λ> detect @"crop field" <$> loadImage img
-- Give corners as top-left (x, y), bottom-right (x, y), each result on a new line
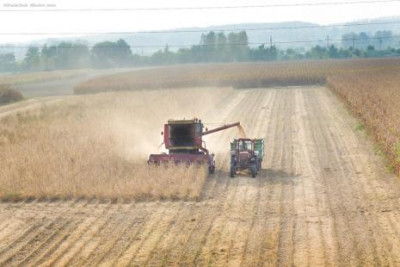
top-left (328, 68), bottom-right (400, 176)
top-left (74, 58), bottom-right (400, 94)
top-left (1, 59), bottom-right (400, 265)
top-left (0, 87), bottom-right (231, 200)
top-left (0, 69), bottom-right (89, 86)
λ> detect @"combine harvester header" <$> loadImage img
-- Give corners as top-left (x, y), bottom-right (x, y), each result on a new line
top-left (148, 118), bottom-right (240, 174)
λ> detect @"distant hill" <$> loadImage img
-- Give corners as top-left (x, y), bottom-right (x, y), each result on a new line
top-left (3, 16), bottom-right (400, 60)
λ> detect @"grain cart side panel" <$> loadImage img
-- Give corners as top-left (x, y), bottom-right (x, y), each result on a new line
top-left (254, 139), bottom-right (265, 160)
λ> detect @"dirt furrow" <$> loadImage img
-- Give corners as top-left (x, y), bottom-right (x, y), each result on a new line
top-left (19, 201), bottom-right (95, 266)
top-left (314, 89), bottom-right (381, 264)
top-left (318, 88), bottom-right (398, 265)
top-left (239, 89), bottom-right (276, 266)
top-left (1, 86), bottom-right (400, 265)
top-left (49, 202), bottom-right (118, 266)
top-left (0, 201), bottom-right (78, 265)
top-left (67, 203), bottom-right (138, 266)
top-left (227, 90), bottom-right (274, 266)
top-left (256, 90), bottom-right (285, 266)
top-left (197, 90), bottom-right (264, 266)
top-left (293, 88), bottom-right (336, 266)
top-left (112, 203), bottom-right (176, 266)
top-left (275, 90), bottom-right (296, 266)
top-left (306, 90), bottom-right (361, 266)
top-left (211, 90), bottom-right (266, 265)
top-left (93, 209), bottom-right (151, 266)
top-left (78, 203), bottom-right (140, 266)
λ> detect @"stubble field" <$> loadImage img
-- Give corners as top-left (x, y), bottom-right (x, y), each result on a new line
top-left (1, 84), bottom-right (400, 265)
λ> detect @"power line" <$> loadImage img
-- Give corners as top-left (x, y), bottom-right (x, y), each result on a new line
top-left (1, 20), bottom-right (400, 35)
top-left (0, 35), bottom-right (399, 49)
top-left (1, 0), bottom-right (400, 11)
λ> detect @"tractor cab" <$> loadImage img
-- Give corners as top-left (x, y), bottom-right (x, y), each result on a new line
top-left (230, 138), bottom-right (265, 178)
top-left (238, 139), bottom-right (252, 152)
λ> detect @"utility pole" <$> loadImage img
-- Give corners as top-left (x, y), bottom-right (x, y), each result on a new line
top-left (270, 35), bottom-right (273, 49)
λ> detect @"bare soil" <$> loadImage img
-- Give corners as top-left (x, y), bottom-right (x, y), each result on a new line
top-left (1, 86), bottom-right (400, 266)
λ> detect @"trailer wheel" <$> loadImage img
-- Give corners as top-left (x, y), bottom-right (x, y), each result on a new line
top-left (251, 164), bottom-right (257, 178)
top-left (230, 165), bottom-right (235, 178)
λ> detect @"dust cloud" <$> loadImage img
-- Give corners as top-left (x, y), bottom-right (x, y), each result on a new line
top-left (237, 125), bottom-right (247, 138)
top-left (0, 87), bottom-right (234, 200)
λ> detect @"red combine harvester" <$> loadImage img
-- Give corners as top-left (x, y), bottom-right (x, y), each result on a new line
top-left (148, 118), bottom-right (240, 174)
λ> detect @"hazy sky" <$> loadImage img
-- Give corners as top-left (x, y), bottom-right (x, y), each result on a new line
top-left (1, 0), bottom-right (400, 43)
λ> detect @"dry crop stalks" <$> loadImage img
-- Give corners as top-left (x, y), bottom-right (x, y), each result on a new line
top-left (0, 69), bottom-right (89, 86)
top-left (0, 85), bottom-right (23, 105)
top-left (74, 58), bottom-right (400, 94)
top-left (327, 67), bottom-right (400, 175)
top-left (0, 88), bottom-right (232, 200)
top-left (74, 57), bottom-right (400, 178)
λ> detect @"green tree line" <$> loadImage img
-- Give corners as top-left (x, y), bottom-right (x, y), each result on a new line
top-left (0, 30), bottom-right (400, 72)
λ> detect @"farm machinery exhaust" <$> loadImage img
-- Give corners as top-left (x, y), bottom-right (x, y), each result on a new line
top-left (148, 118), bottom-right (240, 174)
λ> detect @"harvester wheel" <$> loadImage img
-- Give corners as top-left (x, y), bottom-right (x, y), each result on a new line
top-left (230, 165), bottom-right (235, 178)
top-left (251, 164), bottom-right (257, 178)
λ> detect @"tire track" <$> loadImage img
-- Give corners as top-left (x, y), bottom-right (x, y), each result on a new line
top-left (256, 90), bottom-right (285, 266)
top-left (318, 88), bottom-right (396, 265)
top-left (305, 89), bottom-right (360, 266)
top-left (306, 88), bottom-right (381, 265)
top-left (199, 90), bottom-right (265, 266)
top-left (293, 88), bottom-right (337, 266)
top-left (223, 90), bottom-right (272, 266)
top-left (240, 89), bottom-right (276, 266)
top-left (231, 89), bottom-right (274, 266)
top-left (276, 89), bottom-right (296, 266)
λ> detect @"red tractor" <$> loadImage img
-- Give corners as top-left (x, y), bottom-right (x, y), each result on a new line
top-left (230, 138), bottom-right (265, 178)
top-left (148, 118), bottom-right (240, 174)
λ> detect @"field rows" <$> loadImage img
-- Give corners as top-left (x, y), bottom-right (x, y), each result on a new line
top-left (1, 86), bottom-right (400, 265)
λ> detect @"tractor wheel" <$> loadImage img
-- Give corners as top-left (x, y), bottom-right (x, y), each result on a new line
top-left (230, 165), bottom-right (235, 178)
top-left (251, 164), bottom-right (257, 178)
top-left (209, 165), bottom-right (215, 174)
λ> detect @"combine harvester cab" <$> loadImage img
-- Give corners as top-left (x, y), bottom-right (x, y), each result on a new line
top-left (230, 138), bottom-right (265, 178)
top-left (148, 118), bottom-right (240, 174)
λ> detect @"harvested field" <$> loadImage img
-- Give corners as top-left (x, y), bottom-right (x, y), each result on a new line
top-left (1, 86), bottom-right (400, 265)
